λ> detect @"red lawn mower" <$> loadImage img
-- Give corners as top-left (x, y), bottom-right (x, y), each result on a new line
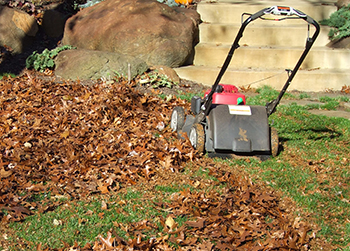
top-left (171, 6), bottom-right (320, 158)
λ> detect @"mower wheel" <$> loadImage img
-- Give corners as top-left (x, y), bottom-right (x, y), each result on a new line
top-left (270, 127), bottom-right (279, 157)
top-left (189, 123), bottom-right (205, 153)
top-left (170, 106), bottom-right (185, 132)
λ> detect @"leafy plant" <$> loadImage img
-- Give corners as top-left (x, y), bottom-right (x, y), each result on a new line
top-left (320, 4), bottom-right (350, 40)
top-left (26, 45), bottom-right (76, 72)
top-left (140, 71), bottom-right (178, 89)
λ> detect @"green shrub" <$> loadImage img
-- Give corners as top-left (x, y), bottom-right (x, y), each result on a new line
top-left (26, 45), bottom-right (76, 72)
top-left (320, 5), bottom-right (350, 40)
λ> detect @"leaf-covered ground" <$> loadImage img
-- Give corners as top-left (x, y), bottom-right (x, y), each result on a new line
top-left (0, 71), bottom-right (193, 213)
top-left (0, 72), bottom-right (335, 250)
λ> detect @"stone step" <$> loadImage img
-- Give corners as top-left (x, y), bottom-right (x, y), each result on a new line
top-left (198, 0), bottom-right (338, 24)
top-left (193, 44), bottom-right (350, 70)
top-left (176, 0), bottom-right (346, 91)
top-left (199, 23), bottom-right (331, 47)
top-left (175, 66), bottom-right (350, 92)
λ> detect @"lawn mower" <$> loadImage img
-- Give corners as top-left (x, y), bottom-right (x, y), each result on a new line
top-left (170, 6), bottom-right (320, 158)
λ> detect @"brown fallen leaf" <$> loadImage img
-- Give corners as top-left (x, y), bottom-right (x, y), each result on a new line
top-left (101, 201), bottom-right (108, 210)
top-left (0, 167), bottom-right (12, 178)
top-left (186, 218), bottom-right (206, 229)
top-left (165, 216), bottom-right (177, 231)
top-left (98, 185), bottom-right (109, 194)
top-left (60, 130), bottom-right (70, 138)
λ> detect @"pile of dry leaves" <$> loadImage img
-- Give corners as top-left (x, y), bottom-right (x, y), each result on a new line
top-left (0, 72), bottom-right (318, 250)
top-left (0, 72), bottom-right (193, 219)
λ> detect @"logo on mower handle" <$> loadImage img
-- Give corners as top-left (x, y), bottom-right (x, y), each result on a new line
top-left (264, 6), bottom-right (307, 18)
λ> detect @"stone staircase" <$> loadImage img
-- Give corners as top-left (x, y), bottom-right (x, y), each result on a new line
top-left (175, 0), bottom-right (350, 92)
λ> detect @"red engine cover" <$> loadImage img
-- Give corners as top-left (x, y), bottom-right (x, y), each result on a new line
top-left (205, 84), bottom-right (246, 105)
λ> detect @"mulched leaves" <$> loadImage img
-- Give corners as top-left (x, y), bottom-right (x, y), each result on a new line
top-left (0, 72), bottom-right (319, 250)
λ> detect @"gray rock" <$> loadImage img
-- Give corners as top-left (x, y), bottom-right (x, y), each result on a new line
top-left (54, 49), bottom-right (149, 80)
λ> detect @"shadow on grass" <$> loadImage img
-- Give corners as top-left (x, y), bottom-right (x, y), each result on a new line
top-left (279, 127), bottom-right (343, 143)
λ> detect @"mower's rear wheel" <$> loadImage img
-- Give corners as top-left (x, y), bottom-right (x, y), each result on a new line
top-left (270, 127), bottom-right (279, 157)
top-left (189, 123), bottom-right (205, 153)
top-left (170, 106), bottom-right (185, 132)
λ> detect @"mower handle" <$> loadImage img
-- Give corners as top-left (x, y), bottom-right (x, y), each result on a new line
top-left (201, 6), bottom-right (320, 118)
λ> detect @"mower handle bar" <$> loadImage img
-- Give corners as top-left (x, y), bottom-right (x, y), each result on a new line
top-left (201, 6), bottom-right (320, 118)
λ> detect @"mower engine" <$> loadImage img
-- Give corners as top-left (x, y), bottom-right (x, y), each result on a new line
top-left (191, 84), bottom-right (246, 115)
top-left (205, 84), bottom-right (246, 105)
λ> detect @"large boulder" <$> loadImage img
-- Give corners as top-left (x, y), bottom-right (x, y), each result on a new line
top-left (54, 49), bottom-right (149, 80)
top-left (0, 6), bottom-right (39, 53)
top-left (61, 0), bottom-right (200, 68)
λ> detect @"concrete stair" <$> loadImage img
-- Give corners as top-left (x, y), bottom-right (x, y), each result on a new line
top-left (175, 0), bottom-right (350, 92)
